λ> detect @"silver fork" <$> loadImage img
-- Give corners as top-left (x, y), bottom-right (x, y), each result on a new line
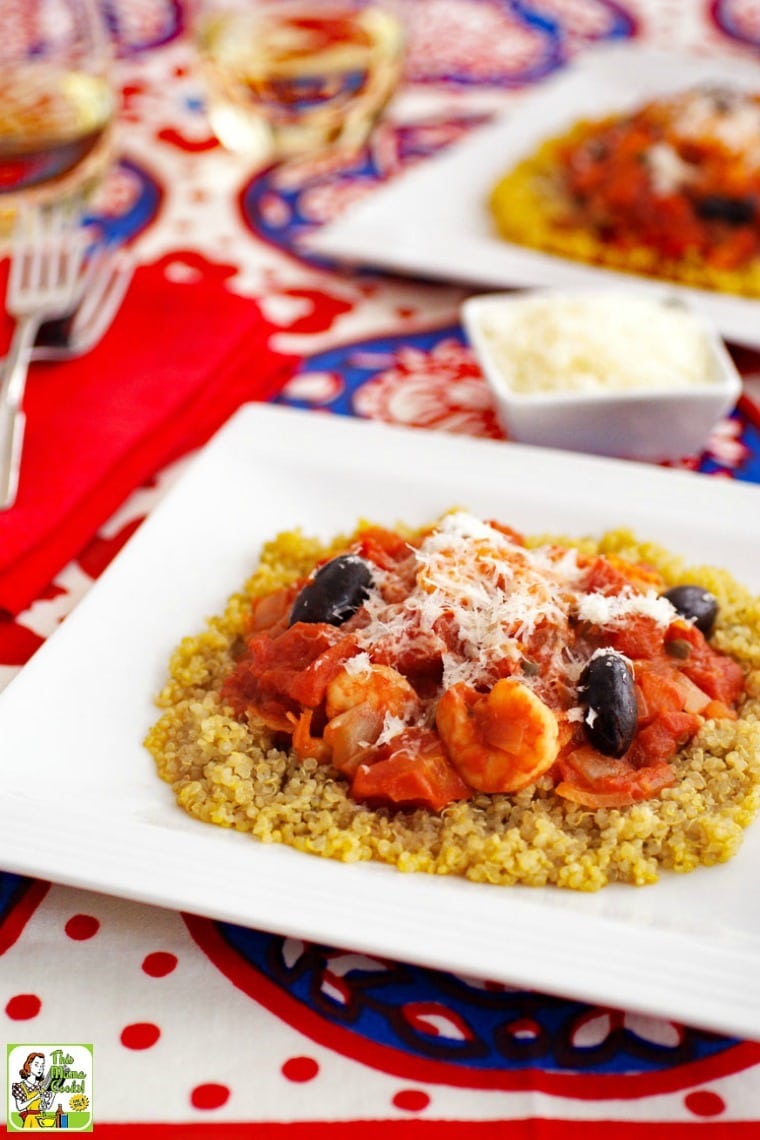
top-left (0, 205), bottom-right (89, 510)
top-left (30, 243), bottom-right (134, 363)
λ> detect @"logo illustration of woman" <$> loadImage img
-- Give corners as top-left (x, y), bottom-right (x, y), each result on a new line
top-left (11, 1053), bottom-right (54, 1129)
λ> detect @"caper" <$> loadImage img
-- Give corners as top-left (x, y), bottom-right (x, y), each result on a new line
top-left (662, 584), bottom-right (719, 636)
top-left (578, 650), bottom-right (638, 759)
top-left (665, 638), bottom-right (692, 660)
top-left (289, 554), bottom-right (373, 627)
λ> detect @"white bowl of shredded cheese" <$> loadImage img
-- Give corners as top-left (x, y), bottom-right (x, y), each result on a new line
top-left (461, 289), bottom-right (742, 461)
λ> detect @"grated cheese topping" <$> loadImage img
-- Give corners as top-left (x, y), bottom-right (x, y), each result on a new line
top-left (343, 651), bottom-right (372, 677)
top-left (374, 712), bottom-right (408, 747)
top-left (645, 142), bottom-right (695, 196)
top-left (672, 87), bottom-right (760, 155)
top-left (576, 588), bottom-right (676, 627)
top-left (354, 511), bottom-right (679, 699)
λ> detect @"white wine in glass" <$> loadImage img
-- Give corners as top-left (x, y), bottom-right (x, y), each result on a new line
top-left (194, 0), bottom-right (405, 166)
top-left (0, 0), bottom-right (115, 227)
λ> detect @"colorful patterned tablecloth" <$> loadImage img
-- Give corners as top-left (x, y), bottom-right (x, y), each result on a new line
top-left (3, 1), bottom-right (760, 1133)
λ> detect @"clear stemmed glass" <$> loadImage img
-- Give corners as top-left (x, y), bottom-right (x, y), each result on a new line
top-left (0, 0), bottom-right (116, 232)
top-left (192, 0), bottom-right (405, 168)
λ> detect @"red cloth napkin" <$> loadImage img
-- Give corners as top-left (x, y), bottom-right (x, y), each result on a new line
top-left (0, 250), bottom-right (298, 615)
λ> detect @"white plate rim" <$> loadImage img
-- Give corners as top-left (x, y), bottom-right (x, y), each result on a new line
top-left (3, 404), bottom-right (760, 1038)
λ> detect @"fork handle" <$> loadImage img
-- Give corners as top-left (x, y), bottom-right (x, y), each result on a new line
top-left (0, 404), bottom-right (26, 510)
top-left (0, 314), bottom-right (42, 510)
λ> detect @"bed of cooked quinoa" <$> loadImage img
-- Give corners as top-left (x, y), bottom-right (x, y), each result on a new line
top-left (144, 522), bottom-right (760, 891)
top-left (489, 131), bottom-right (760, 299)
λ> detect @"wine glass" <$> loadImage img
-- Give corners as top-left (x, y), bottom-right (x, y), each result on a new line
top-left (0, 0), bottom-right (116, 232)
top-left (192, 0), bottom-right (405, 168)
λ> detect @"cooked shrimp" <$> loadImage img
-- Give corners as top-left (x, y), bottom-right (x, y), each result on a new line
top-left (435, 678), bottom-right (559, 793)
top-left (321, 662), bottom-right (421, 776)
top-left (325, 662), bottom-right (420, 720)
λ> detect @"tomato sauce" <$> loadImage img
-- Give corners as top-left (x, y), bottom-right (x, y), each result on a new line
top-left (222, 514), bottom-right (747, 813)
top-left (556, 87), bottom-right (760, 272)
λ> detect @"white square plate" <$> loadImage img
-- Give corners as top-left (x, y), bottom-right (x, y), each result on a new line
top-left (306, 46), bottom-right (760, 350)
top-left (2, 405), bottom-right (760, 1038)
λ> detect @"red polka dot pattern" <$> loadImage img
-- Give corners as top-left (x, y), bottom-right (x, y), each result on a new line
top-left (120, 1022), bottom-right (161, 1050)
top-left (393, 1089), bottom-right (431, 1112)
top-left (685, 1090), bottom-right (726, 1117)
top-left (5, 993), bottom-right (41, 1020)
top-left (142, 951), bottom-right (178, 977)
top-left (65, 913), bottom-right (100, 941)
top-left (191, 1082), bottom-right (230, 1109)
top-left (282, 1056), bottom-right (319, 1083)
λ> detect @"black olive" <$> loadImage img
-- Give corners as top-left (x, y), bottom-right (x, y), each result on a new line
top-left (289, 554), bottom-right (373, 627)
top-left (662, 584), bottom-right (718, 636)
top-left (695, 195), bottom-right (755, 226)
top-left (578, 651), bottom-right (637, 759)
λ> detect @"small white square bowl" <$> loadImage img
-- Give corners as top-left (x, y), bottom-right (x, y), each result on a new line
top-left (461, 289), bottom-right (743, 462)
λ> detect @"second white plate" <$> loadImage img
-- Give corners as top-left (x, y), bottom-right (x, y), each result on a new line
top-left (307, 46), bottom-right (760, 350)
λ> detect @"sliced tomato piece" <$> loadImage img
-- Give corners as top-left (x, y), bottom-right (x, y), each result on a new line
top-left (682, 653), bottom-right (745, 706)
top-left (355, 526), bottom-right (413, 571)
top-left (664, 622), bottom-right (745, 705)
top-left (223, 622), bottom-right (353, 717)
top-left (555, 767), bottom-right (675, 808)
top-left (276, 635), bottom-right (357, 707)
top-left (629, 710), bottom-right (703, 767)
top-left (351, 728), bottom-right (471, 811)
top-left (582, 554), bottom-right (664, 597)
top-left (556, 744), bottom-right (676, 808)
top-left (247, 621), bottom-right (336, 673)
top-left (559, 744), bottom-right (626, 787)
top-left (606, 615), bottom-right (664, 659)
top-left (635, 662), bottom-right (688, 723)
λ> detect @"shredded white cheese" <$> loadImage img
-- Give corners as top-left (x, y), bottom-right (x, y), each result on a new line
top-left (477, 294), bottom-right (715, 395)
top-left (577, 588), bottom-right (677, 627)
top-left (672, 88), bottom-right (760, 154)
top-left (343, 651), bottom-right (372, 677)
top-left (645, 142), bottom-right (695, 195)
top-left (374, 713), bottom-right (408, 748)
top-left (353, 511), bottom-right (676, 699)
